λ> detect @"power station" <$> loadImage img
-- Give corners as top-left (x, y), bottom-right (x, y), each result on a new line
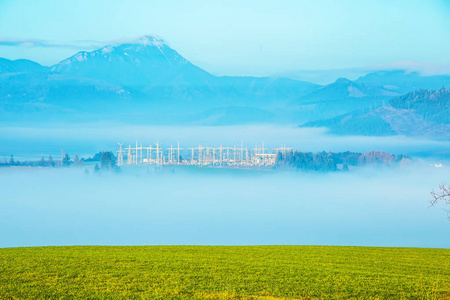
top-left (117, 142), bottom-right (292, 167)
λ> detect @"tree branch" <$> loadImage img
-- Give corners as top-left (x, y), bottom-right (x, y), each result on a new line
top-left (430, 183), bottom-right (450, 219)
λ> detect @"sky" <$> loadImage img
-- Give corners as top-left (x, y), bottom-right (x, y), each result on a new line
top-left (0, 0), bottom-right (450, 78)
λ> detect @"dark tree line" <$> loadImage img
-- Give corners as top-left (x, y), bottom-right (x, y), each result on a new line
top-left (276, 151), bottom-right (339, 172)
top-left (1, 155), bottom-right (56, 167)
top-left (0, 151), bottom-right (117, 170)
top-left (276, 151), bottom-right (409, 172)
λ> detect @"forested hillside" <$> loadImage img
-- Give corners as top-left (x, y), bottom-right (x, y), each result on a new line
top-left (301, 88), bottom-right (450, 137)
top-left (390, 88), bottom-right (450, 123)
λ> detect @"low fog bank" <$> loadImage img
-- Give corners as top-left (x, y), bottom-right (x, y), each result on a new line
top-left (1, 124), bottom-right (450, 161)
top-left (1, 162), bottom-right (449, 248)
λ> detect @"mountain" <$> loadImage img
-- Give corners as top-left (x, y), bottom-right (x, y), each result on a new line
top-left (291, 70), bottom-right (450, 124)
top-left (390, 88), bottom-right (450, 123)
top-left (50, 36), bottom-right (320, 108)
top-left (51, 36), bottom-right (215, 91)
top-left (0, 58), bottom-right (48, 73)
top-left (0, 36), bottom-right (321, 124)
top-left (355, 70), bottom-right (450, 94)
top-left (299, 77), bottom-right (399, 102)
top-left (287, 77), bottom-right (400, 121)
top-left (301, 88), bottom-right (450, 138)
top-left (0, 72), bottom-right (143, 108)
top-left (2, 35), bottom-right (450, 127)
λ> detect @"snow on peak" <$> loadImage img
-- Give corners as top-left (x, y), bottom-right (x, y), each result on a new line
top-left (101, 45), bottom-right (114, 54)
top-left (136, 36), bottom-right (164, 47)
top-left (74, 52), bottom-right (88, 62)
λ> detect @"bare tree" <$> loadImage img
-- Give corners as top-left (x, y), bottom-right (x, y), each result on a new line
top-left (430, 184), bottom-right (450, 219)
top-left (73, 154), bottom-right (83, 167)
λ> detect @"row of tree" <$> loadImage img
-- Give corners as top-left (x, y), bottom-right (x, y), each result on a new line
top-left (0, 151), bottom-right (117, 170)
top-left (276, 151), bottom-right (410, 172)
top-left (1, 155), bottom-right (61, 167)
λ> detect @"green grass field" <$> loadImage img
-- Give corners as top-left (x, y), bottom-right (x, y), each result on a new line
top-left (0, 246), bottom-right (449, 299)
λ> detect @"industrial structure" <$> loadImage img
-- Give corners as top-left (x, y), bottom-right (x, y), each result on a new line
top-left (117, 141), bottom-right (292, 167)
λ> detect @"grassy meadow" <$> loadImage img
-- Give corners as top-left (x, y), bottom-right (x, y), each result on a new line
top-left (0, 246), bottom-right (449, 299)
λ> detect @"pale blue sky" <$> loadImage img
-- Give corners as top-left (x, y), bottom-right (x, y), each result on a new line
top-left (0, 0), bottom-right (449, 77)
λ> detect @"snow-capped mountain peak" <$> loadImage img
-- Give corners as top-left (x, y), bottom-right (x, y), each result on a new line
top-left (135, 36), bottom-right (164, 47)
top-left (50, 35), bottom-right (211, 88)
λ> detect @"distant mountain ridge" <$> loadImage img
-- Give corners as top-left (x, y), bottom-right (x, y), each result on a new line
top-left (1, 35), bottom-right (450, 128)
top-left (355, 70), bottom-right (450, 94)
top-left (0, 36), bottom-right (322, 123)
top-left (0, 58), bottom-right (48, 73)
top-left (298, 77), bottom-right (399, 102)
top-left (287, 76), bottom-right (403, 122)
